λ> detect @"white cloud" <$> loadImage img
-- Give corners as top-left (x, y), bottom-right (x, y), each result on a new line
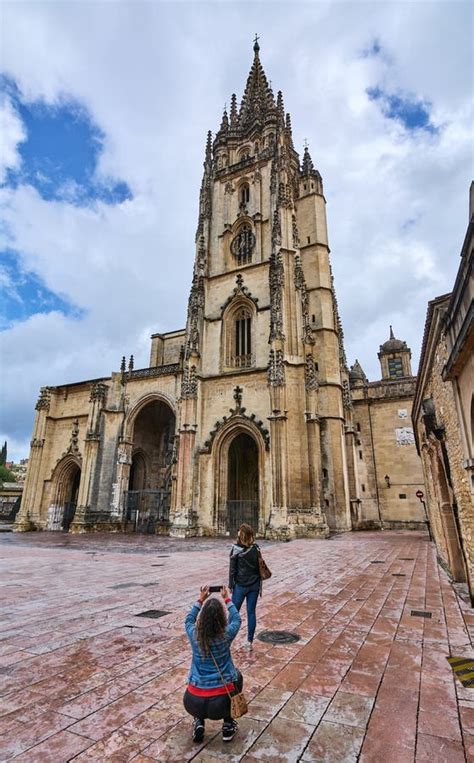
top-left (0, 1), bottom-right (473, 461)
top-left (0, 96), bottom-right (26, 183)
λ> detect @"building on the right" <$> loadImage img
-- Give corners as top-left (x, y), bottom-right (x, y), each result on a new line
top-left (413, 182), bottom-right (474, 604)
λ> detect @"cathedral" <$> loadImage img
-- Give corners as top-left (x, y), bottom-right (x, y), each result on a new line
top-left (15, 42), bottom-right (425, 539)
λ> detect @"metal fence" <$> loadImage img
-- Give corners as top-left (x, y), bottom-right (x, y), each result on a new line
top-left (46, 502), bottom-right (76, 531)
top-left (218, 500), bottom-right (259, 536)
top-left (123, 489), bottom-right (170, 534)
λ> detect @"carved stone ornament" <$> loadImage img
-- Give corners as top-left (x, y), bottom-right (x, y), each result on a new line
top-left (220, 273), bottom-right (259, 315)
top-left (270, 160), bottom-right (278, 195)
top-left (89, 382), bottom-right (108, 405)
top-left (224, 181), bottom-right (234, 195)
top-left (271, 209), bottom-right (282, 249)
top-left (305, 354), bottom-right (319, 391)
top-left (292, 213), bottom-right (299, 248)
top-left (181, 364), bottom-right (198, 399)
top-left (65, 418), bottom-right (81, 457)
top-left (294, 255), bottom-right (314, 344)
top-left (268, 348), bottom-right (285, 387)
top-left (269, 251), bottom-right (285, 342)
top-left (201, 386), bottom-right (270, 453)
top-left (185, 270), bottom-right (205, 357)
top-left (35, 387), bottom-right (51, 412)
top-left (342, 379), bottom-right (353, 409)
top-left (330, 264), bottom-right (348, 370)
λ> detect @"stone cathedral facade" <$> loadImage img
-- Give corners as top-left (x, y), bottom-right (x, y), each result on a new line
top-left (15, 43), bottom-right (425, 539)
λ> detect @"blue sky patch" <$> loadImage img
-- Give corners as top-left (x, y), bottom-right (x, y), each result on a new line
top-left (0, 250), bottom-right (84, 328)
top-left (2, 77), bottom-right (132, 206)
top-left (367, 86), bottom-right (437, 134)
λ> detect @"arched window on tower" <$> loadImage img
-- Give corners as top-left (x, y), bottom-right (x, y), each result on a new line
top-left (231, 223), bottom-right (255, 265)
top-left (225, 304), bottom-right (253, 369)
top-left (240, 183), bottom-right (250, 207)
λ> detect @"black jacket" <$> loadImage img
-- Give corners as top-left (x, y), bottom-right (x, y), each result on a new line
top-left (229, 543), bottom-right (260, 589)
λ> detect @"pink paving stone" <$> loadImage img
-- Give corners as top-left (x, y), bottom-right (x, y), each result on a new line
top-left (301, 721), bottom-right (365, 762)
top-left (415, 733), bottom-right (466, 762)
top-left (11, 730), bottom-right (94, 762)
top-left (0, 530), bottom-right (473, 762)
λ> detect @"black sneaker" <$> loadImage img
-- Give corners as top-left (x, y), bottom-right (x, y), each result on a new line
top-left (193, 718), bottom-right (205, 743)
top-left (222, 719), bottom-right (238, 742)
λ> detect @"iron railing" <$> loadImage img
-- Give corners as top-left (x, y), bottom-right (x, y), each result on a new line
top-left (123, 489), bottom-right (170, 534)
top-left (218, 500), bottom-right (259, 536)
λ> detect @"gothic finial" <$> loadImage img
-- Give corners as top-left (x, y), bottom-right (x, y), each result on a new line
top-left (205, 130), bottom-right (212, 161)
top-left (277, 90), bottom-right (284, 113)
top-left (253, 33), bottom-right (260, 54)
top-left (389, 325), bottom-right (395, 340)
top-left (120, 356), bottom-right (126, 373)
top-left (219, 105), bottom-right (229, 132)
top-left (128, 355), bottom-right (134, 372)
top-left (285, 112), bottom-right (292, 132)
top-left (230, 93), bottom-right (238, 126)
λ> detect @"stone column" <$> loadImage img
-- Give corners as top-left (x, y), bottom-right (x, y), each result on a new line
top-left (171, 363), bottom-right (198, 537)
top-left (70, 382), bottom-right (108, 533)
top-left (14, 387), bottom-right (51, 531)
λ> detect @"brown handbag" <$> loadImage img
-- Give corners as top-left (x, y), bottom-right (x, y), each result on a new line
top-left (257, 549), bottom-right (272, 580)
top-left (209, 650), bottom-right (248, 719)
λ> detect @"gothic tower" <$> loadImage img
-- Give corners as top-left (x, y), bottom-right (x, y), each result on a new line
top-left (172, 40), bottom-right (351, 538)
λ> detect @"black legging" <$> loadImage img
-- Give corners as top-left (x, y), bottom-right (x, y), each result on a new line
top-left (183, 671), bottom-right (243, 722)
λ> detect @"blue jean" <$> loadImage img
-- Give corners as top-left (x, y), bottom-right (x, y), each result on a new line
top-left (232, 582), bottom-right (260, 642)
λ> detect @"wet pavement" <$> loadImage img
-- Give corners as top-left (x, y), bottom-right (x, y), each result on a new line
top-left (0, 530), bottom-right (473, 762)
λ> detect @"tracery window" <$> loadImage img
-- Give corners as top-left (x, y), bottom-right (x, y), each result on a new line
top-left (234, 306), bottom-right (252, 367)
top-left (225, 304), bottom-right (253, 369)
top-left (240, 183), bottom-right (250, 206)
top-left (231, 223), bottom-right (255, 265)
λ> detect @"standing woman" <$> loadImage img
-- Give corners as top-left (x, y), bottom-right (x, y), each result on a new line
top-left (229, 524), bottom-right (261, 650)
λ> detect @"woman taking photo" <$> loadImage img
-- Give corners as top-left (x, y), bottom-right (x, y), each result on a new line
top-left (229, 523), bottom-right (261, 650)
top-left (183, 585), bottom-right (242, 743)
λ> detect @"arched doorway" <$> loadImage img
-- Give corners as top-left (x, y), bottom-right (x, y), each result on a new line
top-left (225, 432), bottom-right (259, 535)
top-left (124, 400), bottom-right (175, 533)
top-left (48, 459), bottom-right (81, 531)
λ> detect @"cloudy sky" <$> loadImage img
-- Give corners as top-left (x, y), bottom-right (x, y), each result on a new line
top-left (1, 0), bottom-right (473, 461)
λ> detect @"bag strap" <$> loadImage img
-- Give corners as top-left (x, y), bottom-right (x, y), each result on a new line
top-left (209, 647), bottom-right (233, 701)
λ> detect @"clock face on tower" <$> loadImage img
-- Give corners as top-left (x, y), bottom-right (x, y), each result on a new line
top-left (231, 224), bottom-right (255, 265)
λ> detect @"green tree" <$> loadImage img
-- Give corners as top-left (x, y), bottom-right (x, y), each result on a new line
top-left (0, 441), bottom-right (6, 466)
top-left (0, 464), bottom-right (16, 486)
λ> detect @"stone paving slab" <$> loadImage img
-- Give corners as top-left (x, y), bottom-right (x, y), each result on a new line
top-left (0, 530), bottom-right (473, 761)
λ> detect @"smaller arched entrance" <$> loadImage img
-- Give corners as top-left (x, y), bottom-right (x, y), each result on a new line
top-left (217, 429), bottom-right (260, 536)
top-left (48, 459), bottom-right (81, 531)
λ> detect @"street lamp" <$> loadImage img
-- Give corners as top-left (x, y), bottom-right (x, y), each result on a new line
top-left (384, 474), bottom-right (391, 488)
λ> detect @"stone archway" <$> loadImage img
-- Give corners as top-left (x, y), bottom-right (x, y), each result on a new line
top-left (48, 458), bottom-right (82, 531)
top-left (123, 399), bottom-right (176, 533)
top-left (215, 424), bottom-right (263, 536)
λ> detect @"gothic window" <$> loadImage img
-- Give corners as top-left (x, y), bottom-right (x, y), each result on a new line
top-left (224, 303), bottom-right (254, 370)
top-left (231, 223), bottom-right (255, 265)
top-left (239, 183), bottom-right (250, 206)
top-left (239, 146), bottom-right (251, 161)
top-left (388, 357), bottom-right (404, 378)
top-left (234, 306), bottom-right (252, 367)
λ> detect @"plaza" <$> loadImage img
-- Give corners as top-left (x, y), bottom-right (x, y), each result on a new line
top-left (0, 530), bottom-right (473, 761)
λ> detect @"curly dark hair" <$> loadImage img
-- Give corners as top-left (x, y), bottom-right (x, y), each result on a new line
top-left (196, 597), bottom-right (227, 656)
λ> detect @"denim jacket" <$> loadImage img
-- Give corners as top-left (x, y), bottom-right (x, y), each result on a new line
top-left (185, 600), bottom-right (241, 688)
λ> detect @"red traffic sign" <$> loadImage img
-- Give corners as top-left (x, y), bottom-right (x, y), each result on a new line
top-left (416, 490), bottom-right (424, 499)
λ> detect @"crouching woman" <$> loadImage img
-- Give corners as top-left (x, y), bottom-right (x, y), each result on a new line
top-left (183, 585), bottom-right (243, 744)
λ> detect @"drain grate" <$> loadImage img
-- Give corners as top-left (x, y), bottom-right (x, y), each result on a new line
top-left (151, 564), bottom-right (164, 567)
top-left (370, 561), bottom-right (385, 564)
top-left (447, 656), bottom-right (474, 688)
top-left (392, 573), bottom-right (406, 577)
top-left (111, 582), bottom-right (140, 589)
top-left (410, 610), bottom-right (432, 618)
top-left (135, 609), bottom-right (170, 619)
top-left (399, 558), bottom-right (414, 561)
top-left (257, 630), bottom-right (301, 644)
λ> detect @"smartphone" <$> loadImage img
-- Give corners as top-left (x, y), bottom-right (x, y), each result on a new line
top-left (208, 585), bottom-right (222, 593)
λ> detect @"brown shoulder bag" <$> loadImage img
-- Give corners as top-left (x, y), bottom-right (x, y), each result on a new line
top-left (209, 650), bottom-right (248, 719)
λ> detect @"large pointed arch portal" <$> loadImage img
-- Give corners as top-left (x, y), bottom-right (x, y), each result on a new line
top-left (216, 427), bottom-right (260, 536)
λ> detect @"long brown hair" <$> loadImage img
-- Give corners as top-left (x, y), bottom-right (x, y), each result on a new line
top-left (237, 523), bottom-right (254, 547)
top-left (196, 598), bottom-right (227, 655)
